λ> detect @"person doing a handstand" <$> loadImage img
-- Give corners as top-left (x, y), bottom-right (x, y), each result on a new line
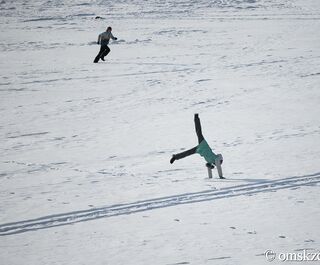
top-left (170, 114), bottom-right (224, 179)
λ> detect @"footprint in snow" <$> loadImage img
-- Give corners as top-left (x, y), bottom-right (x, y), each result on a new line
top-left (208, 256), bottom-right (231, 260)
top-left (90, 180), bottom-right (100, 184)
top-left (167, 261), bottom-right (190, 265)
top-left (295, 248), bottom-right (315, 251)
top-left (304, 239), bottom-right (315, 243)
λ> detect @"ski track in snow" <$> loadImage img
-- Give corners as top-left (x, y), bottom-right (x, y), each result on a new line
top-left (0, 172), bottom-right (319, 236)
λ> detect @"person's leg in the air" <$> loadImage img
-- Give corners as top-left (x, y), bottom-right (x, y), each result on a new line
top-left (170, 146), bottom-right (197, 164)
top-left (194, 113), bottom-right (204, 144)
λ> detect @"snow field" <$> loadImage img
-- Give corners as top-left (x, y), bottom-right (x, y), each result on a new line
top-left (1, 0), bottom-right (320, 264)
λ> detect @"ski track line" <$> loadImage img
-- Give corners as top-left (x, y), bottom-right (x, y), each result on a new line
top-left (1, 172), bottom-right (320, 236)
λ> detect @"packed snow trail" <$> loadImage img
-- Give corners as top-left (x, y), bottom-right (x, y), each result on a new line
top-left (1, 172), bottom-right (319, 236)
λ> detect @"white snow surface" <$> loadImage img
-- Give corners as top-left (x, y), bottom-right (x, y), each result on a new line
top-left (1, 0), bottom-right (320, 264)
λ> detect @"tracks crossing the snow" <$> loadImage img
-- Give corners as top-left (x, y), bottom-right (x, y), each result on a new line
top-left (1, 173), bottom-right (319, 236)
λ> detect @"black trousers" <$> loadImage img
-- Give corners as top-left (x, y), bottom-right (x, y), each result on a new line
top-left (174, 114), bottom-right (204, 160)
top-left (94, 45), bottom-right (110, 62)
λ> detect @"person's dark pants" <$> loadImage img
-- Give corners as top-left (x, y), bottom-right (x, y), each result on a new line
top-left (94, 45), bottom-right (110, 63)
top-left (174, 114), bottom-right (204, 160)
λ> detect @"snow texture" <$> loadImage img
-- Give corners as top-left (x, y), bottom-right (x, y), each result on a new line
top-left (0, 0), bottom-right (320, 264)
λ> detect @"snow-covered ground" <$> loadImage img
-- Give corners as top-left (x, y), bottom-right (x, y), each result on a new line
top-left (1, 0), bottom-right (320, 264)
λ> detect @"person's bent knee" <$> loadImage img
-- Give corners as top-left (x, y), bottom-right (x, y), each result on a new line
top-left (217, 154), bottom-right (223, 165)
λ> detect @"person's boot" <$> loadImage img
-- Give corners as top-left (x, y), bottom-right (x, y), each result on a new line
top-left (101, 57), bottom-right (105, 61)
top-left (170, 155), bottom-right (176, 164)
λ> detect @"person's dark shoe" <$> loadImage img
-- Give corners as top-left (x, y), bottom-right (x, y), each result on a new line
top-left (170, 155), bottom-right (176, 164)
top-left (219, 176), bottom-right (225, 179)
top-left (101, 57), bottom-right (105, 61)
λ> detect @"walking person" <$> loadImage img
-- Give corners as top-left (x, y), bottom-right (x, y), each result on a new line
top-left (94, 26), bottom-right (117, 63)
top-left (170, 114), bottom-right (224, 179)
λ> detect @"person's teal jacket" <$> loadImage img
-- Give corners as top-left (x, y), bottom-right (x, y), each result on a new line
top-left (196, 139), bottom-right (218, 164)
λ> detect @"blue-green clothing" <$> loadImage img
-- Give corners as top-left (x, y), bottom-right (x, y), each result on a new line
top-left (196, 140), bottom-right (218, 164)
